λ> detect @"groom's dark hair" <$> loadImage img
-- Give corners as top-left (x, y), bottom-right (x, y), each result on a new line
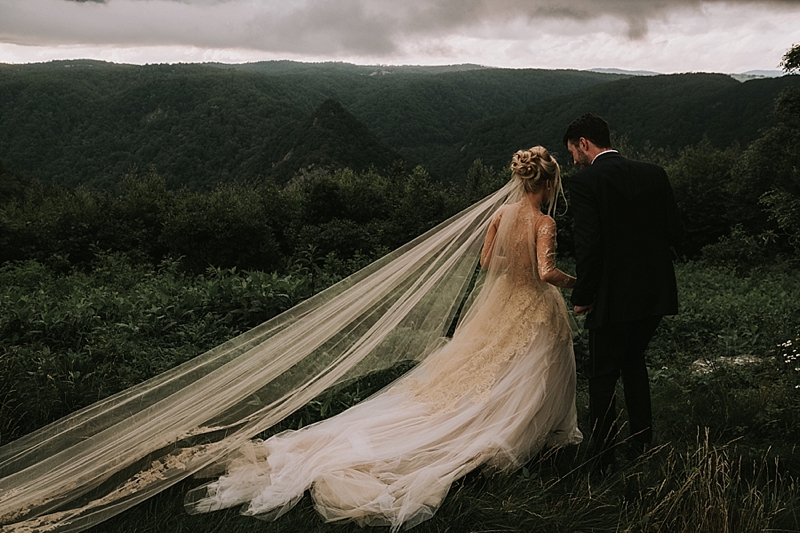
top-left (562, 113), bottom-right (612, 149)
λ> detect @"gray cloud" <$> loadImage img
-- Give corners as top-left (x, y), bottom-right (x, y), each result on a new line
top-left (2, 0), bottom-right (799, 58)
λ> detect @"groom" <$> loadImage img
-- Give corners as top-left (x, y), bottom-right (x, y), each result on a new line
top-left (562, 113), bottom-right (683, 471)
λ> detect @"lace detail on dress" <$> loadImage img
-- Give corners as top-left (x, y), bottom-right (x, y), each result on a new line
top-left (398, 303), bottom-right (535, 413)
top-left (1, 443), bottom-right (224, 533)
top-left (395, 201), bottom-right (571, 413)
top-left (535, 215), bottom-right (576, 288)
top-left (537, 216), bottom-right (558, 279)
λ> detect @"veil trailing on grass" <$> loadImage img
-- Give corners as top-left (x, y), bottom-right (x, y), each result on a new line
top-left (0, 181), bottom-right (518, 533)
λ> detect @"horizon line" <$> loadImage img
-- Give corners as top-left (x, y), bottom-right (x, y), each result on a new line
top-left (0, 57), bottom-right (788, 77)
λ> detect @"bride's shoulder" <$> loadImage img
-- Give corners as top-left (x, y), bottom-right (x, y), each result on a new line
top-left (499, 201), bottom-right (524, 214)
top-left (534, 213), bottom-right (557, 232)
top-left (492, 201), bottom-right (519, 221)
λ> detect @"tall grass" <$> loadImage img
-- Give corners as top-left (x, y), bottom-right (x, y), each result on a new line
top-left (2, 259), bottom-right (799, 532)
top-left (93, 436), bottom-right (799, 533)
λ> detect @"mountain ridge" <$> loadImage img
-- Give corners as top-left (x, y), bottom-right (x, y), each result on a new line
top-left (456, 72), bottom-right (800, 173)
top-left (0, 61), bottom-right (622, 187)
top-left (1, 61), bottom-right (797, 188)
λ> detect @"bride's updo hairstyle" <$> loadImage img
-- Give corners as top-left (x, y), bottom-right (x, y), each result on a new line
top-left (510, 146), bottom-right (565, 216)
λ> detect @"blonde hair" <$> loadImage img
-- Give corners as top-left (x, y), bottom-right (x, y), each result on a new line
top-left (510, 146), bottom-right (564, 216)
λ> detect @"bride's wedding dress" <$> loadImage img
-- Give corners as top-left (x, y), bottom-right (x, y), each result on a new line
top-left (186, 198), bottom-right (582, 531)
top-left (0, 176), bottom-right (580, 533)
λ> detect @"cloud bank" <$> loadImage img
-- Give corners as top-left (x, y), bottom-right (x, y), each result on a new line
top-left (0, 0), bottom-right (798, 71)
top-left (1, 0), bottom-right (796, 51)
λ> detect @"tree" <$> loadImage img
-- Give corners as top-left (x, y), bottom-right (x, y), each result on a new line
top-left (756, 44), bottom-right (800, 255)
top-left (665, 139), bottom-right (738, 256)
top-left (465, 159), bottom-right (506, 204)
top-left (780, 43), bottom-right (800, 73)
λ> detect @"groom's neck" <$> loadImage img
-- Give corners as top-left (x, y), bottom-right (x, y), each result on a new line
top-left (591, 148), bottom-right (617, 164)
top-left (584, 143), bottom-right (612, 163)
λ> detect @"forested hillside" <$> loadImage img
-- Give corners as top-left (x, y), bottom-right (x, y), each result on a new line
top-left (2, 60), bottom-right (798, 190)
top-left (269, 98), bottom-right (405, 183)
top-left (459, 73), bottom-right (800, 172)
top-left (1, 58), bottom-right (798, 269)
top-left (0, 60), bottom-right (621, 187)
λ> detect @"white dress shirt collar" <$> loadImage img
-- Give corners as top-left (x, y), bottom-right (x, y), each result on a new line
top-left (591, 149), bottom-right (619, 165)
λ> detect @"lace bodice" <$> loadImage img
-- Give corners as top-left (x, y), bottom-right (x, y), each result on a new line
top-left (484, 200), bottom-right (574, 289)
top-left (397, 200), bottom-right (574, 413)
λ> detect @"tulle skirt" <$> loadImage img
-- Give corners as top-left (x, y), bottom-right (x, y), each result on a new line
top-left (185, 279), bottom-right (582, 531)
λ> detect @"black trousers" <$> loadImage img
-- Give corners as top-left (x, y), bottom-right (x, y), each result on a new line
top-left (587, 315), bottom-right (662, 464)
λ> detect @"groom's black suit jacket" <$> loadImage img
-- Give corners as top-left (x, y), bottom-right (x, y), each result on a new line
top-left (568, 152), bottom-right (683, 329)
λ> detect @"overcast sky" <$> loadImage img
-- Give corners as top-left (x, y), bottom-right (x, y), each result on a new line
top-left (0, 0), bottom-right (798, 73)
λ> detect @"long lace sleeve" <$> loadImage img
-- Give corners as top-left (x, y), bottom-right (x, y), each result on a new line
top-left (535, 215), bottom-right (576, 289)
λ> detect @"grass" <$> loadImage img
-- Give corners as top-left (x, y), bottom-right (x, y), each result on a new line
top-left (3, 259), bottom-right (800, 532)
top-left (96, 354), bottom-right (800, 532)
top-left (95, 431), bottom-right (800, 533)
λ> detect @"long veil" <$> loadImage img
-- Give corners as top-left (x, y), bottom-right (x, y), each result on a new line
top-left (0, 180), bottom-right (519, 533)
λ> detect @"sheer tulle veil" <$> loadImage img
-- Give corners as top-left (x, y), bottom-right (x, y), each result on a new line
top-left (0, 178), bottom-right (556, 533)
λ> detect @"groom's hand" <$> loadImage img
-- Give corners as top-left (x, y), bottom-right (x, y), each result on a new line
top-left (573, 305), bottom-right (594, 316)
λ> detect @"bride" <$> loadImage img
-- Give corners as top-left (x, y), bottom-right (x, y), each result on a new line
top-left (0, 146), bottom-right (580, 533)
top-left (184, 146), bottom-right (583, 531)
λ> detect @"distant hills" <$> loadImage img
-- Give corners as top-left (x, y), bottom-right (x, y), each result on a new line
top-left (730, 70), bottom-right (785, 82)
top-left (590, 68), bottom-right (785, 80)
top-left (269, 99), bottom-right (403, 182)
top-left (589, 68), bottom-right (660, 76)
top-left (741, 70), bottom-right (784, 78)
top-left (0, 60), bottom-right (622, 188)
top-left (0, 60), bottom-right (797, 188)
top-left (458, 72), bottom-right (800, 172)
